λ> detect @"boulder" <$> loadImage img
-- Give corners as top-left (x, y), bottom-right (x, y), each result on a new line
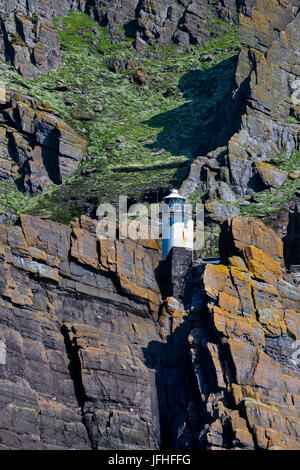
top-left (219, 216), bottom-right (284, 265)
top-left (254, 161), bottom-right (288, 189)
top-left (205, 202), bottom-right (240, 224)
top-left (208, 181), bottom-right (237, 203)
top-left (227, 154), bottom-right (254, 195)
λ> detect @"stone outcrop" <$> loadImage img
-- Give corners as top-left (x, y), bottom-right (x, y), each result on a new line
top-left (0, 214), bottom-right (299, 449)
top-left (194, 217), bottom-right (300, 449)
top-left (0, 89), bottom-right (87, 194)
top-left (180, 0), bottom-right (300, 220)
top-left (180, 150), bottom-right (294, 221)
top-left (157, 216), bottom-right (300, 449)
top-left (219, 216), bottom-right (285, 265)
top-left (0, 0), bottom-right (65, 79)
top-left (0, 214), bottom-right (161, 449)
top-left (225, 0), bottom-right (300, 160)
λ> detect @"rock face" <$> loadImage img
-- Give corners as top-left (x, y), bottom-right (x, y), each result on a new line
top-left (156, 216), bottom-right (300, 449)
top-left (195, 217), bottom-right (300, 449)
top-left (0, 0), bottom-right (65, 79)
top-left (0, 214), bottom-right (299, 450)
top-left (0, 214), bottom-right (162, 449)
top-left (0, 0), bottom-right (299, 451)
top-left (86, 0), bottom-right (238, 49)
top-left (0, 90), bottom-right (87, 194)
top-left (180, 150), bottom-right (292, 224)
top-left (283, 205), bottom-right (300, 269)
top-left (0, 0), bottom-right (239, 78)
top-left (135, 0), bottom-right (235, 49)
top-left (179, 0), bottom-right (299, 223)
top-left (225, 0), bottom-right (300, 160)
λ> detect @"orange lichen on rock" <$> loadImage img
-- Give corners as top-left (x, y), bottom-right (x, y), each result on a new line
top-left (198, 216), bottom-right (300, 449)
top-left (242, 245), bottom-right (282, 282)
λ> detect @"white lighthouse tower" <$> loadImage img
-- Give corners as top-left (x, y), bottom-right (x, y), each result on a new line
top-left (162, 189), bottom-right (193, 260)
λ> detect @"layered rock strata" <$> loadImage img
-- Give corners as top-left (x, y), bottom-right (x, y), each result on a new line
top-left (157, 216), bottom-right (300, 449)
top-left (0, 214), bottom-right (299, 449)
top-left (85, 0), bottom-right (239, 49)
top-left (224, 0), bottom-right (300, 160)
top-left (0, 90), bottom-right (86, 194)
top-left (0, 214), bottom-right (161, 449)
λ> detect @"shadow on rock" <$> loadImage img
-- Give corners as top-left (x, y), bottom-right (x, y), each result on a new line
top-left (143, 55), bottom-right (242, 185)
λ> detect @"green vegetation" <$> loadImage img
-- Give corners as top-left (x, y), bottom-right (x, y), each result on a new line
top-left (239, 151), bottom-right (300, 218)
top-left (0, 12), bottom-right (239, 223)
top-left (267, 150), bottom-right (300, 172)
top-left (239, 178), bottom-right (299, 218)
top-left (201, 226), bottom-right (220, 258)
top-left (285, 117), bottom-right (300, 125)
top-left (0, 183), bottom-right (35, 214)
top-left (186, 151), bottom-right (300, 233)
top-left (54, 12), bottom-right (118, 54)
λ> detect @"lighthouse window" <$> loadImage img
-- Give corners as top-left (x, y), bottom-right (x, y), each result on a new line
top-left (170, 214), bottom-right (174, 226)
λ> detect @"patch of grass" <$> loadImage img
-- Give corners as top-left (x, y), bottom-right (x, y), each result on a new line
top-left (239, 178), bottom-right (300, 218)
top-left (53, 11), bottom-right (114, 54)
top-left (201, 226), bottom-right (220, 258)
top-left (285, 117), bottom-right (300, 125)
top-left (267, 150), bottom-right (300, 172)
top-left (201, 25), bottom-right (239, 54)
top-left (187, 184), bottom-right (207, 207)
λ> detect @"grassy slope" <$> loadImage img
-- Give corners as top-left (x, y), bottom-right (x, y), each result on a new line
top-left (0, 12), bottom-right (238, 224)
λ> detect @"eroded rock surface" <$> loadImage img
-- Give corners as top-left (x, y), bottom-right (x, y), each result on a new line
top-left (180, 0), bottom-right (300, 223)
top-left (0, 0), bottom-right (239, 79)
top-left (0, 214), bottom-right (161, 449)
top-left (226, 0), bottom-right (300, 160)
top-left (0, 0), bottom-right (65, 79)
top-left (0, 90), bottom-right (87, 194)
top-left (0, 214), bottom-right (299, 449)
top-left (156, 216), bottom-right (300, 449)
top-left (86, 0), bottom-right (239, 49)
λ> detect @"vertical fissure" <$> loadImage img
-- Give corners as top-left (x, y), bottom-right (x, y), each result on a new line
top-left (60, 324), bottom-right (95, 449)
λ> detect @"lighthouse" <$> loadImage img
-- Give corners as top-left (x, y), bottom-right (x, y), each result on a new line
top-left (162, 189), bottom-right (193, 260)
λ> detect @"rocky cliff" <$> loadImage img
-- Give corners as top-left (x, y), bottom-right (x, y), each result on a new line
top-left (0, 214), bottom-right (299, 449)
top-left (0, 214), bottom-right (162, 449)
top-left (226, 0), bottom-right (300, 160)
top-left (179, 0), bottom-right (300, 245)
top-left (0, 0), bottom-right (299, 451)
top-left (0, 90), bottom-right (86, 194)
top-left (0, 0), bottom-right (239, 79)
top-left (0, 0), bottom-right (298, 231)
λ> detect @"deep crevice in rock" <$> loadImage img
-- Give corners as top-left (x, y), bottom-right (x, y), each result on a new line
top-left (61, 324), bottom-right (87, 408)
top-left (60, 324), bottom-right (95, 449)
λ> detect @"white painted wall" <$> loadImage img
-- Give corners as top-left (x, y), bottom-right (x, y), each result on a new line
top-left (162, 208), bottom-right (193, 259)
